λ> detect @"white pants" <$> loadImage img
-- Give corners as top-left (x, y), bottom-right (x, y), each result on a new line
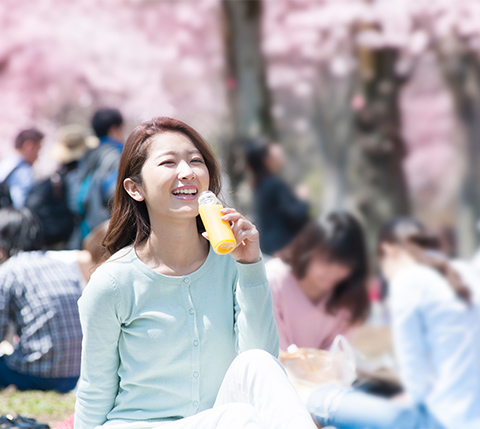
top-left (100, 349), bottom-right (316, 429)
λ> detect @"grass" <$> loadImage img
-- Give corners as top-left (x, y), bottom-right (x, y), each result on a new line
top-left (0, 387), bottom-right (76, 427)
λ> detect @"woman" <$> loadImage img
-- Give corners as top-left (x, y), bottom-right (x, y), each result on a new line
top-left (245, 138), bottom-right (310, 256)
top-left (308, 217), bottom-right (480, 429)
top-left (266, 212), bottom-right (370, 351)
top-left (74, 117), bottom-right (316, 429)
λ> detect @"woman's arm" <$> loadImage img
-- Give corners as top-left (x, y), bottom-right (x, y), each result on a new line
top-left (219, 208), bottom-right (279, 357)
top-left (74, 269), bottom-right (122, 429)
top-left (234, 260), bottom-right (280, 357)
top-left (272, 179), bottom-right (309, 226)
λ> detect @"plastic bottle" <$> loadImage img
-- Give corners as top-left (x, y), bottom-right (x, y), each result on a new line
top-left (198, 190), bottom-right (237, 255)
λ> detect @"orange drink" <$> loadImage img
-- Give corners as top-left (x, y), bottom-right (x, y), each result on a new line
top-left (198, 191), bottom-right (236, 255)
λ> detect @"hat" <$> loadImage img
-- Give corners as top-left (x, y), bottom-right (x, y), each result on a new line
top-left (51, 124), bottom-right (99, 164)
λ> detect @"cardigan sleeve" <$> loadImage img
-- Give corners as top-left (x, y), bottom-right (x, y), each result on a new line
top-left (74, 268), bottom-right (123, 429)
top-left (233, 259), bottom-right (280, 358)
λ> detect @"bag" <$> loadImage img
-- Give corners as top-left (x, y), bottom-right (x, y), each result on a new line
top-left (25, 172), bottom-right (75, 246)
top-left (0, 163), bottom-right (22, 209)
top-left (0, 414), bottom-right (50, 428)
top-left (278, 335), bottom-right (357, 403)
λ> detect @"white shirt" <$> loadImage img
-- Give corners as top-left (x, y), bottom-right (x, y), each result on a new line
top-left (388, 262), bottom-right (480, 429)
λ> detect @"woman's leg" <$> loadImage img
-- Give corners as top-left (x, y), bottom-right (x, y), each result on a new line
top-left (214, 349), bottom-right (317, 429)
top-left (100, 403), bottom-right (267, 429)
top-left (307, 385), bottom-right (428, 429)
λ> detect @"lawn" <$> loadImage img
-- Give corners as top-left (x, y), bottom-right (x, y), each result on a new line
top-left (0, 386), bottom-right (75, 428)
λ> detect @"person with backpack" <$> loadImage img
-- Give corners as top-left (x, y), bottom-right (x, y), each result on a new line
top-left (75, 108), bottom-right (124, 247)
top-left (25, 124), bottom-right (98, 249)
top-left (0, 128), bottom-right (44, 209)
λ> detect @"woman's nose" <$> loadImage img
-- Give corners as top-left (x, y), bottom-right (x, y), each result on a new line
top-left (178, 161), bottom-right (195, 180)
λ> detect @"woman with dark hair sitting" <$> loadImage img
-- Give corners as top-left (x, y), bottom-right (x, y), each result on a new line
top-left (307, 217), bottom-right (480, 429)
top-left (266, 211), bottom-right (370, 351)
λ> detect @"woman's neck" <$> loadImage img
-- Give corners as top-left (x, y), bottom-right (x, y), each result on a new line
top-left (136, 218), bottom-right (209, 276)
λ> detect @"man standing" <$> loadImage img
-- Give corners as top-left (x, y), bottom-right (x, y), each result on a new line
top-left (75, 108), bottom-right (124, 246)
top-left (0, 128), bottom-right (44, 209)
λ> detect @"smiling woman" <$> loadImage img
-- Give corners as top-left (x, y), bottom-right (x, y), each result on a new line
top-left (74, 117), bottom-right (317, 429)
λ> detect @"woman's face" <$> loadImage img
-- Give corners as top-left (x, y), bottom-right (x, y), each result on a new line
top-left (126, 132), bottom-right (210, 223)
top-left (265, 144), bottom-right (285, 175)
top-left (299, 254), bottom-right (352, 303)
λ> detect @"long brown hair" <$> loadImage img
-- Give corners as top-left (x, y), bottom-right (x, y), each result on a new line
top-left (102, 117), bottom-right (222, 257)
top-left (278, 212), bottom-right (371, 324)
top-left (378, 217), bottom-right (471, 304)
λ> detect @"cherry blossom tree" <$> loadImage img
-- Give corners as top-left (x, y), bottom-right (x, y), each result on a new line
top-left (2, 0), bottom-right (480, 253)
top-left (262, 0), bottom-right (480, 254)
top-left (0, 0), bottom-right (228, 175)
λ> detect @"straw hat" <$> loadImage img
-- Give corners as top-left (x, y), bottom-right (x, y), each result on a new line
top-left (51, 124), bottom-right (99, 164)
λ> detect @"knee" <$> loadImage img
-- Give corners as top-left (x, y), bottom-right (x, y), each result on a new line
top-left (217, 402), bottom-right (263, 425)
top-left (233, 349), bottom-right (281, 372)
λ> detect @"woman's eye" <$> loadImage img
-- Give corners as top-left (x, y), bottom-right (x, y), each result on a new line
top-left (191, 158), bottom-right (204, 164)
top-left (159, 160), bottom-right (175, 166)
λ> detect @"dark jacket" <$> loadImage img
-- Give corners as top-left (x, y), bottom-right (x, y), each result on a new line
top-left (253, 175), bottom-right (309, 255)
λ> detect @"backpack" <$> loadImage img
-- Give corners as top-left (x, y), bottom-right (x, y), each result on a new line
top-left (76, 144), bottom-right (120, 239)
top-left (25, 171), bottom-right (75, 246)
top-left (0, 163), bottom-right (22, 209)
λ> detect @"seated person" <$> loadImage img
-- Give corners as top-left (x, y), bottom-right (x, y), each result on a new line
top-left (0, 207), bottom-right (82, 393)
top-left (308, 217), bottom-right (480, 429)
top-left (266, 211), bottom-right (370, 351)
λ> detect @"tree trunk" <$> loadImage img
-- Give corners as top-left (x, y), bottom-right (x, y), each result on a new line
top-left (221, 0), bottom-right (276, 201)
top-left (436, 46), bottom-right (480, 256)
top-left (348, 48), bottom-right (411, 252)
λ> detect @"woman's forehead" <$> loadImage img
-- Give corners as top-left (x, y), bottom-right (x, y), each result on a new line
top-left (148, 132), bottom-right (199, 155)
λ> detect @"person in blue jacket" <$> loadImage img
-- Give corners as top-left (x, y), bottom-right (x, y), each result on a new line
top-left (74, 117), bottom-right (317, 429)
top-left (307, 217), bottom-right (480, 429)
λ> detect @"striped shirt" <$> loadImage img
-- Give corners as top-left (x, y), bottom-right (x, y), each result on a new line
top-left (0, 251), bottom-right (82, 378)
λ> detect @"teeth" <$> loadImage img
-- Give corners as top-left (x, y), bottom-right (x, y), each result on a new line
top-left (173, 188), bottom-right (197, 195)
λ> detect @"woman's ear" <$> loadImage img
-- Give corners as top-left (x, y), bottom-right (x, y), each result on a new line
top-left (0, 248), bottom-right (8, 264)
top-left (380, 242), bottom-right (400, 259)
top-left (123, 178), bottom-right (145, 202)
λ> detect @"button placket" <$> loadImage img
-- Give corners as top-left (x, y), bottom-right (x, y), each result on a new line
top-left (185, 280), bottom-right (200, 410)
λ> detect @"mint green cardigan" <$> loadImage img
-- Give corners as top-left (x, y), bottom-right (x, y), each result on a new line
top-left (74, 246), bottom-right (279, 428)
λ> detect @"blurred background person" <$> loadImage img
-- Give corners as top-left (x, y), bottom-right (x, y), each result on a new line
top-left (0, 208), bottom-right (82, 393)
top-left (307, 217), bottom-right (480, 429)
top-left (46, 219), bottom-right (110, 291)
top-left (75, 107), bottom-right (124, 246)
top-left (0, 128), bottom-right (44, 209)
top-left (245, 137), bottom-right (310, 257)
top-left (267, 211), bottom-right (370, 351)
top-left (25, 124), bottom-right (99, 250)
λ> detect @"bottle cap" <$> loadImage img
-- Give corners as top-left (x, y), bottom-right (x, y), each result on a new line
top-left (198, 190), bottom-right (218, 205)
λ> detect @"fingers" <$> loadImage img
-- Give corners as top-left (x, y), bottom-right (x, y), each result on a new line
top-left (220, 208), bottom-right (258, 244)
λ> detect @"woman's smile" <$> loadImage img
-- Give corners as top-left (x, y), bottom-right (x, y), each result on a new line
top-left (171, 185), bottom-right (199, 200)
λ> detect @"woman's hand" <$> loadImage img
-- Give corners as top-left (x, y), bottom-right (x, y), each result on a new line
top-left (216, 208), bottom-right (261, 264)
